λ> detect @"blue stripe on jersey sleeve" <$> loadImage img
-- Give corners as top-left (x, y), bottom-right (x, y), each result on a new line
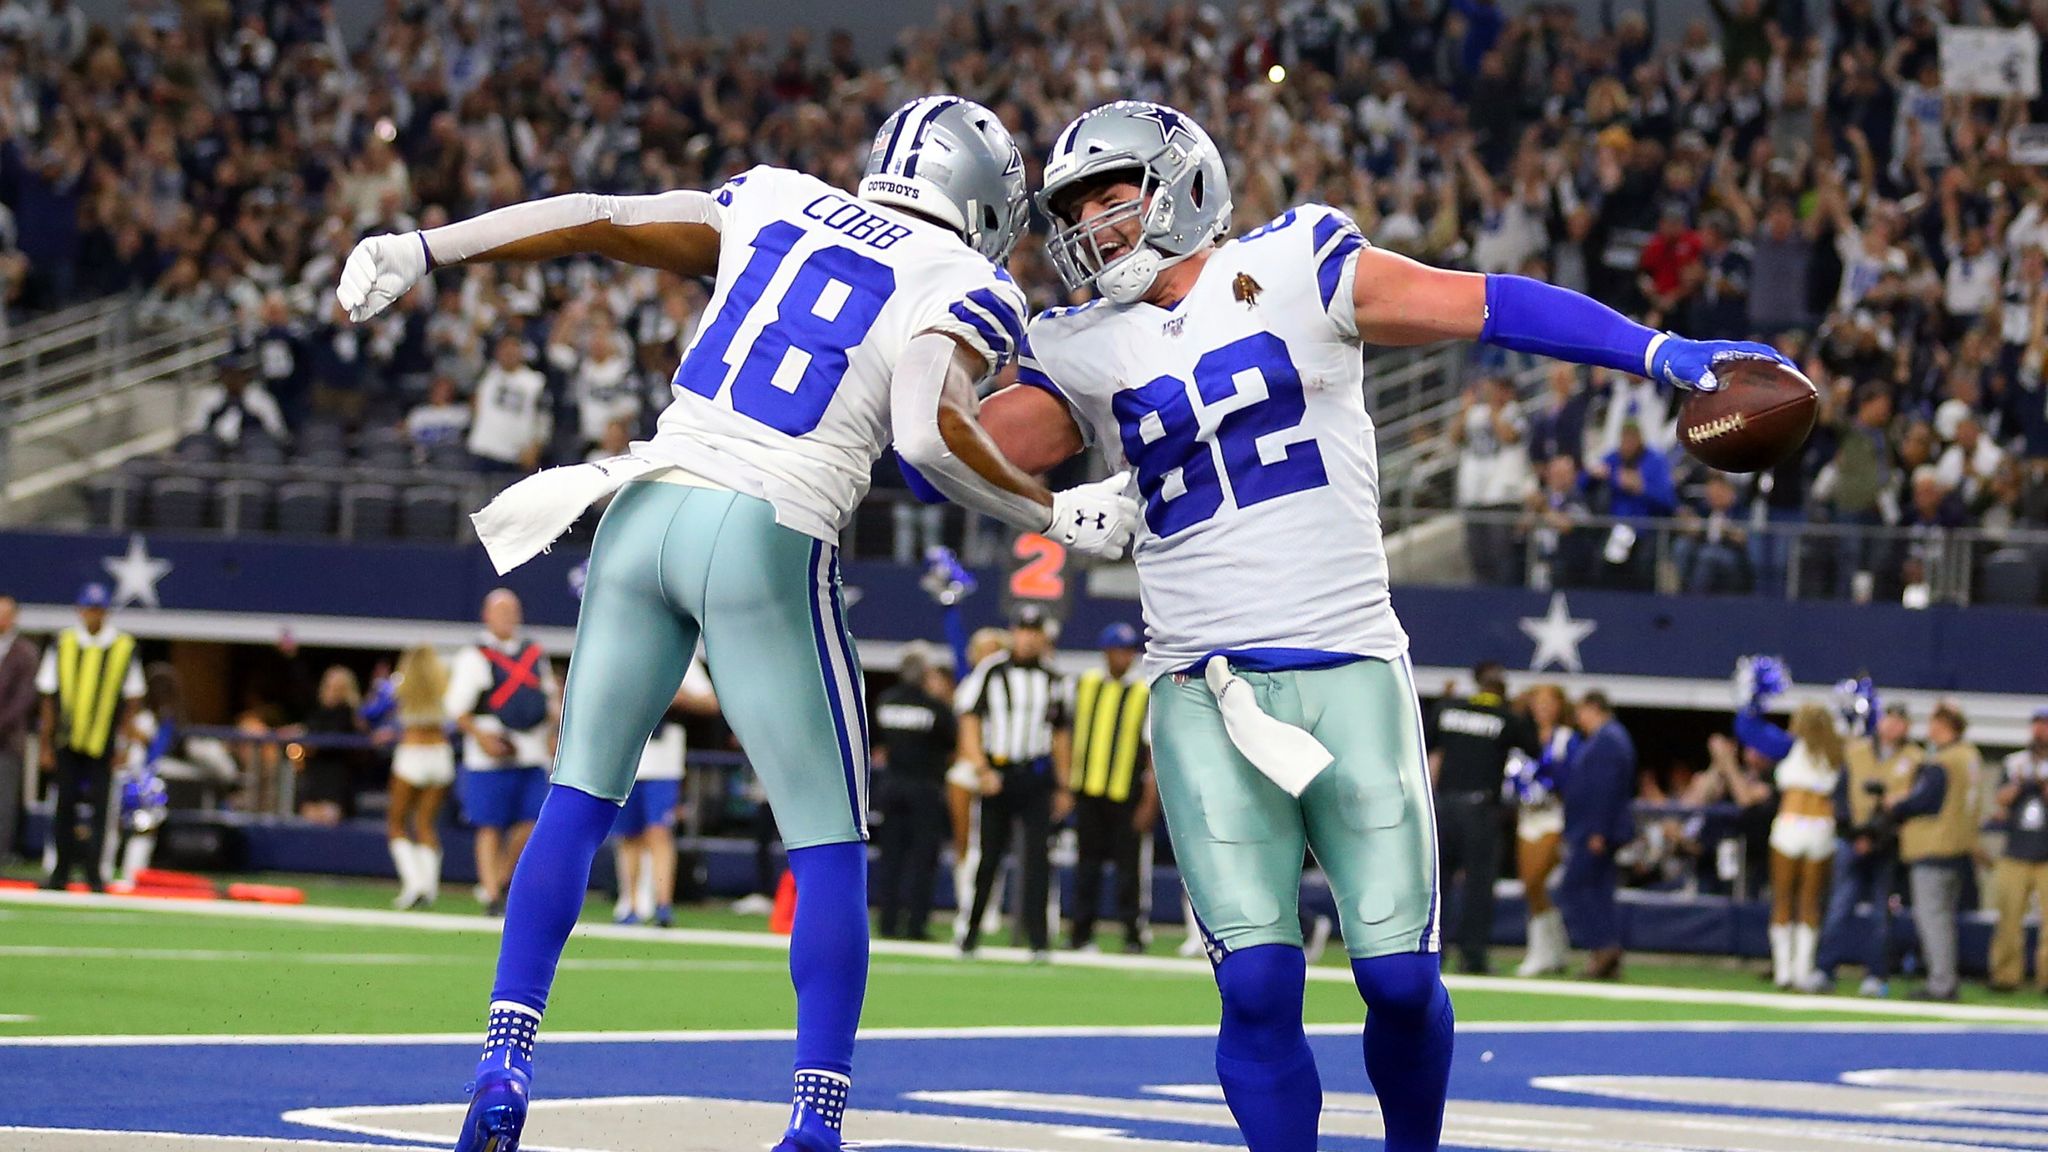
top-left (967, 288), bottom-right (1025, 352)
top-left (1317, 232), bottom-right (1364, 312)
top-left (1311, 210), bottom-right (1345, 253)
top-left (949, 302), bottom-right (1012, 361)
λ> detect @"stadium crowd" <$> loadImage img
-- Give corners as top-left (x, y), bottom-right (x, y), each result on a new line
top-left (4, 0), bottom-right (2048, 596)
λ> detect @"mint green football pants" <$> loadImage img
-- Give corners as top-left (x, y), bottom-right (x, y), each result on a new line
top-left (1149, 656), bottom-right (1439, 960)
top-left (550, 480), bottom-right (868, 849)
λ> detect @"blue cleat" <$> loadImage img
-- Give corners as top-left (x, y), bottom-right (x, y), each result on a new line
top-left (770, 1112), bottom-right (842, 1152)
top-left (455, 1066), bottom-right (529, 1152)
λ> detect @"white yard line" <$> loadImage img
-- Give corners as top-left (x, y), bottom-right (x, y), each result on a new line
top-left (0, 1020), bottom-right (2039, 1049)
top-left (6, 886), bottom-right (2048, 1025)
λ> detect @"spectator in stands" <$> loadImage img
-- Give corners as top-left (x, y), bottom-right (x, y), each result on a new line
top-left (447, 589), bottom-right (559, 917)
top-left (550, 300), bottom-right (640, 452)
top-left (0, 595), bottom-right (36, 866)
top-left (291, 666), bottom-right (364, 826)
top-left (1517, 454), bottom-right (1594, 590)
top-left (405, 373), bottom-right (472, 460)
top-left (1638, 202), bottom-right (1704, 329)
top-left (1989, 709), bottom-right (2048, 993)
top-left (1746, 199), bottom-right (1818, 335)
top-left (387, 646), bottom-right (454, 912)
top-left (1884, 703), bottom-right (1981, 1002)
top-left (1452, 375), bottom-right (1530, 585)
top-left (1671, 472), bottom-right (1753, 594)
top-left (187, 346), bottom-right (287, 451)
top-left (1587, 418), bottom-right (1676, 590)
top-left (1937, 415), bottom-right (2006, 504)
top-left (251, 290), bottom-right (309, 431)
top-left (467, 332), bottom-right (550, 475)
top-left (1824, 384), bottom-right (1898, 599)
top-left (1559, 691), bottom-right (1636, 980)
top-left (1525, 364), bottom-right (1592, 469)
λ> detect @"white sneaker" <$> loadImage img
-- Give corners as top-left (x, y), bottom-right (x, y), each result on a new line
top-left (1177, 936), bottom-right (1204, 958)
top-left (1029, 950), bottom-right (1053, 966)
top-left (1858, 976), bottom-right (1889, 998)
top-left (730, 893), bottom-right (775, 916)
top-left (1072, 941), bottom-right (1101, 955)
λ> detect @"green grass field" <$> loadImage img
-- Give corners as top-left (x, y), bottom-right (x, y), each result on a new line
top-left (6, 871), bottom-right (2047, 1040)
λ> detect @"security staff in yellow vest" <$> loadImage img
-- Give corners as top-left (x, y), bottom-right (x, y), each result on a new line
top-left (35, 583), bottom-right (144, 892)
top-left (1067, 623), bottom-right (1159, 954)
top-left (1878, 703), bottom-right (1981, 1002)
top-left (1813, 700), bottom-right (1921, 997)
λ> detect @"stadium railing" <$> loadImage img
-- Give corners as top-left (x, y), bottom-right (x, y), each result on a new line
top-left (1382, 505), bottom-right (2048, 607)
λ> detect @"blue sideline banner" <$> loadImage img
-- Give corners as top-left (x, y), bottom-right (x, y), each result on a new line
top-left (2, 529), bottom-right (2042, 695)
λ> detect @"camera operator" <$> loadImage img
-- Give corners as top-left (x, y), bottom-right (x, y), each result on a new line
top-left (1813, 697), bottom-right (1919, 997)
top-left (1989, 708), bottom-right (2048, 993)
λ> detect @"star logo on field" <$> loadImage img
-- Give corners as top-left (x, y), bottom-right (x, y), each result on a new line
top-left (102, 534), bottom-right (173, 609)
top-left (1519, 592), bottom-right (1596, 674)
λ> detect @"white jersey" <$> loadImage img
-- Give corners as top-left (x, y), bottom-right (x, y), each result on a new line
top-left (468, 364), bottom-right (551, 463)
top-left (639, 165), bottom-right (1028, 543)
top-left (1022, 204), bottom-right (1407, 680)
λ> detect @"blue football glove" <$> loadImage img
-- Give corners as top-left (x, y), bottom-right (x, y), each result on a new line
top-left (1647, 335), bottom-right (1800, 393)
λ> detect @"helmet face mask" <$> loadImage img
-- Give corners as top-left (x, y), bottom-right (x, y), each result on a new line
top-left (1039, 101), bottom-right (1231, 304)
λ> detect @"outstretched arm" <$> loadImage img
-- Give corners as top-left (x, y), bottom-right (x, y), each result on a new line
top-left (337, 190), bottom-right (723, 322)
top-left (1350, 246), bottom-right (1798, 391)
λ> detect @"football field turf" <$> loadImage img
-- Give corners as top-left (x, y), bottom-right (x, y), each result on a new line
top-left (5, 882), bottom-right (2048, 1150)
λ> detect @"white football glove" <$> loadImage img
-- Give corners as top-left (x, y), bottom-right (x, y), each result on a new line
top-left (1046, 470), bottom-right (1139, 559)
top-left (335, 232), bottom-right (430, 322)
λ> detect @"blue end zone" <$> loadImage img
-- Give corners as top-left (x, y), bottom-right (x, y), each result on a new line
top-left (4, 1028), bottom-right (2047, 1148)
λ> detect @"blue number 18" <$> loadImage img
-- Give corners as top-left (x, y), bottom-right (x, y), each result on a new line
top-left (674, 220), bottom-right (895, 436)
top-left (1112, 332), bottom-right (1329, 537)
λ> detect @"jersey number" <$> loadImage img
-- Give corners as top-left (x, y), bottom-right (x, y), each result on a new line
top-left (1111, 332), bottom-right (1329, 537)
top-left (674, 220), bottom-right (895, 436)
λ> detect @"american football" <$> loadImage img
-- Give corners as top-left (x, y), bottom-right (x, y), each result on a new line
top-left (1678, 358), bottom-right (1819, 473)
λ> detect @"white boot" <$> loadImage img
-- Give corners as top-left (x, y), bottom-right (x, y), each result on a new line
top-left (1768, 923), bottom-right (1793, 988)
top-left (412, 842), bottom-right (442, 905)
top-left (389, 838), bottom-right (420, 908)
top-left (950, 853), bottom-right (975, 946)
top-left (1518, 909), bottom-right (1565, 976)
top-left (1791, 923), bottom-right (1819, 990)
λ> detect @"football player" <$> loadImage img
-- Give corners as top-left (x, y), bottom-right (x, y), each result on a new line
top-left (336, 96), bottom-right (1139, 1152)
top-left (970, 100), bottom-right (1796, 1152)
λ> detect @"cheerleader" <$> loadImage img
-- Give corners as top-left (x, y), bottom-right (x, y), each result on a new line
top-left (1734, 659), bottom-right (1844, 990)
top-left (388, 647), bottom-right (454, 910)
top-left (1514, 684), bottom-right (1580, 976)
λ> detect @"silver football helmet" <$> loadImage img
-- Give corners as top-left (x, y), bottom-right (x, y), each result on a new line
top-left (1039, 101), bottom-right (1232, 305)
top-left (860, 95), bottom-right (1030, 264)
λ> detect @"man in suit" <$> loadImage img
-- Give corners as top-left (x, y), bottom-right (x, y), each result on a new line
top-left (1558, 691), bottom-right (1636, 979)
top-left (0, 595), bottom-right (39, 865)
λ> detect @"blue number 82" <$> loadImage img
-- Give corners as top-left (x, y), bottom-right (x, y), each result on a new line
top-left (674, 220), bottom-right (894, 436)
top-left (1111, 332), bottom-right (1329, 537)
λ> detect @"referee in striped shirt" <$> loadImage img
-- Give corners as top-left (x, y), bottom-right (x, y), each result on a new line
top-left (957, 604), bottom-right (1071, 960)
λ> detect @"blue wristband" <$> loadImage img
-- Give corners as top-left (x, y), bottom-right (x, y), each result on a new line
top-left (1479, 275), bottom-right (1659, 378)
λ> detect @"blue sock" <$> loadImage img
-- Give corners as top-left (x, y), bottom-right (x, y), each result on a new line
top-left (482, 785), bottom-right (618, 1057)
top-left (787, 841), bottom-right (869, 1077)
top-left (1353, 952), bottom-right (1455, 1152)
top-left (1214, 944), bottom-right (1321, 1152)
